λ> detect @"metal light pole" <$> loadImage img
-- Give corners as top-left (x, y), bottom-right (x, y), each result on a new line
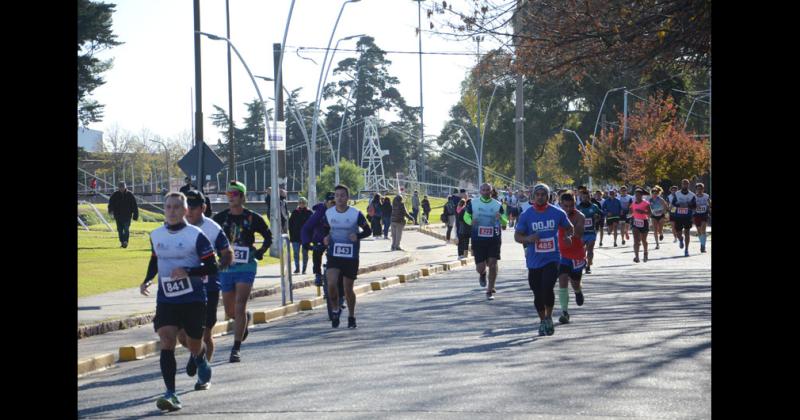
top-left (310, 0), bottom-right (361, 204)
top-left (474, 35), bottom-right (483, 185)
top-left (413, 0), bottom-right (425, 188)
top-left (623, 89), bottom-right (629, 141)
top-left (226, 0), bottom-right (235, 176)
top-left (193, 0), bottom-right (205, 192)
top-left (593, 86), bottom-right (626, 141)
top-left (149, 138), bottom-right (170, 191)
top-left (450, 123), bottom-right (482, 186)
top-left (562, 129), bottom-right (592, 191)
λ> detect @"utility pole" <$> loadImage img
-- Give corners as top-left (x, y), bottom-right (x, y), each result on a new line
top-left (514, 73), bottom-right (524, 188)
top-left (193, 0), bottom-right (205, 192)
top-left (414, 0), bottom-right (425, 190)
top-left (474, 35), bottom-right (484, 185)
top-left (623, 89), bottom-right (628, 142)
top-left (226, 0), bottom-right (235, 178)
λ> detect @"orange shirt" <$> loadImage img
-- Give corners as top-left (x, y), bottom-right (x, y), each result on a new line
top-left (631, 199), bottom-right (651, 220)
top-left (558, 211), bottom-right (585, 260)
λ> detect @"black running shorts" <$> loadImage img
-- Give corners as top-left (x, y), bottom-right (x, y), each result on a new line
top-left (326, 256), bottom-right (359, 280)
top-left (673, 217), bottom-right (693, 231)
top-left (472, 239), bottom-right (501, 264)
top-left (154, 302), bottom-right (206, 340)
top-left (205, 290), bottom-right (219, 329)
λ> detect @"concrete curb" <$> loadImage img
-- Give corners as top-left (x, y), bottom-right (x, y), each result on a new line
top-left (78, 257), bottom-right (472, 378)
top-left (77, 255), bottom-right (411, 340)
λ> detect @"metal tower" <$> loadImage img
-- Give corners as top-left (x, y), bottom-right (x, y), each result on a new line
top-left (360, 117), bottom-right (391, 192)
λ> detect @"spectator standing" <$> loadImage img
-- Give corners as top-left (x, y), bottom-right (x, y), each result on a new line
top-left (421, 195), bottom-right (431, 225)
top-left (368, 193), bottom-right (383, 238)
top-left (380, 196), bottom-right (392, 239)
top-left (107, 182), bottom-right (139, 248)
top-left (289, 197), bottom-right (313, 274)
top-left (390, 195), bottom-right (415, 251)
top-left (411, 191), bottom-right (421, 225)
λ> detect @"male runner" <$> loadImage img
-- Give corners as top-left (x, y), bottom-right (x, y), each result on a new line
top-left (577, 189), bottom-right (602, 274)
top-left (140, 192), bottom-right (217, 410)
top-left (322, 185), bottom-right (372, 328)
top-left (464, 183), bottom-right (508, 300)
top-left (667, 185), bottom-right (679, 243)
top-left (693, 183), bottom-right (711, 253)
top-left (178, 190), bottom-right (232, 380)
top-left (630, 188), bottom-right (652, 262)
top-left (557, 192), bottom-right (586, 324)
top-left (671, 179), bottom-right (697, 257)
top-left (515, 184), bottom-right (574, 336)
top-left (212, 181), bottom-right (272, 362)
top-left (592, 190), bottom-right (606, 247)
top-left (602, 190), bottom-right (622, 247)
top-left (617, 186), bottom-right (634, 245)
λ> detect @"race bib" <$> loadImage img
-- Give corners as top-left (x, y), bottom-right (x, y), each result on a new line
top-left (332, 243), bottom-right (354, 258)
top-left (584, 218), bottom-right (593, 227)
top-left (572, 259), bottom-right (586, 269)
top-left (696, 206), bottom-right (707, 213)
top-left (233, 246), bottom-right (250, 264)
top-left (677, 207), bottom-right (689, 215)
top-left (633, 219), bottom-right (645, 228)
top-left (535, 237), bottom-right (556, 253)
top-left (478, 226), bottom-right (495, 238)
top-left (162, 276), bottom-right (193, 298)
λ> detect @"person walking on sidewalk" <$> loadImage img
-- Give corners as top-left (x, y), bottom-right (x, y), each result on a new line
top-left (178, 190), bottom-right (232, 381)
top-left (368, 193), bottom-right (383, 238)
top-left (289, 197), bottom-right (313, 274)
top-left (212, 181), bottom-right (273, 363)
top-left (139, 192), bottom-right (218, 410)
top-left (380, 196), bottom-right (392, 239)
top-left (411, 190), bottom-right (421, 225)
top-left (390, 194), bottom-right (415, 251)
top-left (421, 195), bottom-right (431, 225)
top-left (456, 198), bottom-right (471, 258)
top-left (108, 182), bottom-right (139, 248)
top-left (445, 189), bottom-right (460, 241)
top-left (321, 185), bottom-right (372, 328)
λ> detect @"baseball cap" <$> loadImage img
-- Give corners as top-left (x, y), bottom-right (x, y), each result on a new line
top-left (227, 181), bottom-right (246, 195)
top-left (184, 189), bottom-right (205, 207)
top-left (324, 192), bottom-right (335, 202)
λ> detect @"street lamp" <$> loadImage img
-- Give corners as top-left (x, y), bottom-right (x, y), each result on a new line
top-left (593, 86), bottom-right (626, 141)
top-left (562, 128), bottom-right (593, 191)
top-left (309, 0), bottom-right (362, 204)
top-left (148, 138), bottom-right (170, 192)
top-left (449, 122), bottom-right (482, 186)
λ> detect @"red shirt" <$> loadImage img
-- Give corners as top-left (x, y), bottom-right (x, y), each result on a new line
top-left (558, 210), bottom-right (585, 260)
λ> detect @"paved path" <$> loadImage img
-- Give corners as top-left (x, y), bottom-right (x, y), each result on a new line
top-left (78, 228), bottom-right (710, 418)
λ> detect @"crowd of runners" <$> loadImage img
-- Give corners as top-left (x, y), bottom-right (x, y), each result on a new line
top-left (138, 178), bottom-right (710, 411)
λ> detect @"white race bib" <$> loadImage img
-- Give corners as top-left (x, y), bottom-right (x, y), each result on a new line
top-left (572, 259), bottom-right (586, 269)
top-left (332, 243), bottom-right (354, 258)
top-left (696, 206), bottom-right (707, 213)
top-left (633, 219), bottom-right (645, 228)
top-left (584, 218), bottom-right (593, 227)
top-left (233, 246), bottom-right (250, 264)
top-left (535, 237), bottom-right (556, 253)
top-left (478, 226), bottom-right (494, 238)
top-left (677, 207), bottom-right (689, 215)
top-left (162, 276), bottom-right (194, 298)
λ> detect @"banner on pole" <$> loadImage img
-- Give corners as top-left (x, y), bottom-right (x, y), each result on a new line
top-left (265, 121), bottom-right (286, 151)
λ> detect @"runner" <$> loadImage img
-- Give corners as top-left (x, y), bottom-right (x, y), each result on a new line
top-left (617, 186), bottom-right (634, 246)
top-left (321, 184), bottom-right (372, 328)
top-left (602, 190), bottom-right (622, 247)
top-left (693, 183), bottom-right (712, 253)
top-left (592, 190), bottom-right (606, 247)
top-left (515, 183), bottom-right (574, 336)
top-left (212, 181), bottom-right (273, 363)
top-left (302, 192), bottom-right (345, 321)
top-left (557, 191), bottom-right (586, 325)
top-left (667, 185), bottom-right (680, 243)
top-left (507, 189), bottom-right (520, 228)
top-left (464, 183), bottom-right (508, 300)
top-left (630, 188), bottom-right (652, 262)
top-left (177, 190), bottom-right (232, 382)
top-left (648, 186), bottom-right (669, 250)
top-left (577, 189), bottom-right (602, 274)
top-left (140, 192), bottom-right (218, 411)
top-left (670, 179), bottom-right (697, 257)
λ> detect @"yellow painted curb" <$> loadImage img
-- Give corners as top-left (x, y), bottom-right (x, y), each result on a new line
top-left (119, 340), bottom-right (159, 362)
top-left (254, 303), bottom-right (301, 324)
top-left (371, 281), bottom-right (383, 291)
top-left (385, 276), bottom-right (401, 287)
top-left (299, 300), bottom-right (314, 310)
top-left (210, 319), bottom-right (234, 336)
top-left (353, 284), bottom-right (373, 295)
top-left (78, 353), bottom-right (115, 376)
top-left (421, 267), bottom-right (431, 276)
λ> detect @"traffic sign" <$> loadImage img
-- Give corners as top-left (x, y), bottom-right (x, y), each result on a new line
top-left (177, 142), bottom-right (225, 180)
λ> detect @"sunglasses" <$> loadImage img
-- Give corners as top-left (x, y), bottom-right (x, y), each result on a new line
top-left (226, 190), bottom-right (242, 197)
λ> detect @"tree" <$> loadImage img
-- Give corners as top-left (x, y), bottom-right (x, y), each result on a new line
top-left (78, 0), bottom-right (122, 127)
top-left (537, 133), bottom-right (575, 187)
top-left (316, 159), bottom-right (364, 198)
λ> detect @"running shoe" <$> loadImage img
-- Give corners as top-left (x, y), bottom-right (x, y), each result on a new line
top-left (242, 311), bottom-right (253, 342)
top-left (575, 291), bottom-right (584, 306)
top-left (347, 317), bottom-right (357, 329)
top-left (186, 355), bottom-right (197, 377)
top-left (229, 349), bottom-right (241, 363)
top-left (585, 266), bottom-right (591, 274)
top-left (701, 246), bottom-right (706, 253)
top-left (614, 242), bottom-right (618, 247)
top-left (479, 272), bottom-right (487, 288)
top-left (332, 308), bottom-right (342, 328)
top-left (622, 239), bottom-right (626, 245)
top-left (486, 291), bottom-right (494, 300)
top-left (685, 248), bottom-right (689, 257)
top-left (156, 392), bottom-right (182, 412)
top-left (655, 244), bottom-right (660, 250)
top-left (538, 322), bottom-right (546, 336)
top-left (197, 357), bottom-right (211, 384)
top-left (660, 234), bottom-right (664, 241)
top-left (679, 238), bottom-right (684, 249)
top-left (643, 252), bottom-right (648, 262)
top-left (599, 241), bottom-right (603, 247)
top-left (294, 269), bottom-right (300, 274)
top-left (633, 256), bottom-right (640, 263)
top-left (559, 311), bottom-right (570, 324)
top-left (545, 317), bottom-right (555, 336)
top-left (195, 380), bottom-right (211, 391)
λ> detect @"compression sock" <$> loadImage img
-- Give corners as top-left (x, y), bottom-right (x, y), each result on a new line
top-left (233, 340), bottom-right (241, 351)
top-left (559, 287), bottom-right (569, 312)
top-left (160, 350), bottom-right (176, 393)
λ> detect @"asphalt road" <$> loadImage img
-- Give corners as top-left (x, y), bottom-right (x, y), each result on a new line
top-left (78, 229), bottom-right (711, 419)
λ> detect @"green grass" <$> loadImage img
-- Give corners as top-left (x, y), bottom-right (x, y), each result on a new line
top-left (78, 205), bottom-right (279, 298)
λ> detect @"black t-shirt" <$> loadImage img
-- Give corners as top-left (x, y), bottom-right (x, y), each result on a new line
top-left (212, 208), bottom-right (271, 248)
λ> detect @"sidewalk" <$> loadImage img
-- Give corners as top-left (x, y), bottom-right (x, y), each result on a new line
top-left (78, 229), bottom-right (462, 371)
